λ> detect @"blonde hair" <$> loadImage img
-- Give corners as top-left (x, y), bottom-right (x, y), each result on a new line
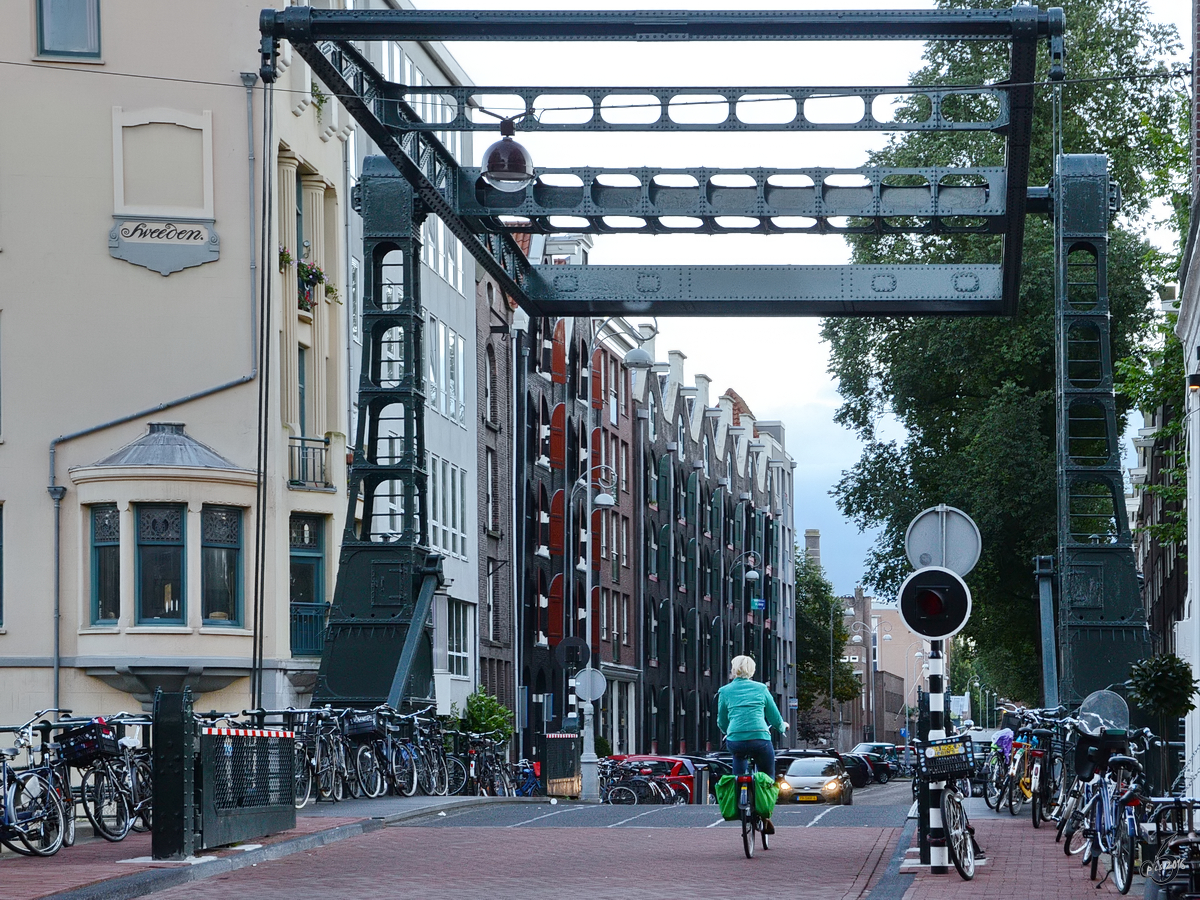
top-left (730, 655), bottom-right (756, 679)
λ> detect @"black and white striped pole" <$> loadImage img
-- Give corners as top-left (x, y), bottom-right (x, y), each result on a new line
top-left (898, 565), bottom-right (972, 876)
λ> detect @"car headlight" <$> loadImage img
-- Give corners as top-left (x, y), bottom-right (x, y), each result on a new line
top-left (822, 780), bottom-right (841, 794)
top-left (777, 779), bottom-right (792, 794)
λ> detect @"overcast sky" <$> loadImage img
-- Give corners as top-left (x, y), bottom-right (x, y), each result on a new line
top-left (413, 0), bottom-right (1191, 595)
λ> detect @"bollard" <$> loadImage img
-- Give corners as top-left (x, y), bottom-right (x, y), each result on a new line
top-left (694, 765), bottom-right (710, 804)
top-left (152, 689), bottom-right (196, 860)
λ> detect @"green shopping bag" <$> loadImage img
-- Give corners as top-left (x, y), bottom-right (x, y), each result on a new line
top-left (714, 771), bottom-right (779, 821)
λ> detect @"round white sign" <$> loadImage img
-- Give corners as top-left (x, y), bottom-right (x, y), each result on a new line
top-left (905, 505), bottom-right (981, 577)
top-left (574, 666), bottom-right (608, 702)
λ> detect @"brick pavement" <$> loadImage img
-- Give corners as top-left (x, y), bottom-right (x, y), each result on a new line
top-left (128, 824), bottom-right (902, 900)
top-left (0, 815), bottom-right (362, 900)
top-left (901, 801), bottom-right (1136, 899)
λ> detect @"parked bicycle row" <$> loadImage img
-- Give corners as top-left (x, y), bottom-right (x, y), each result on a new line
top-left (0, 708), bottom-right (153, 857)
top-left (237, 705), bottom-right (540, 807)
top-left (972, 690), bottom-right (1200, 895)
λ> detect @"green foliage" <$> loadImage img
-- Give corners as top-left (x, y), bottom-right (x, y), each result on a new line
top-left (1128, 654), bottom-right (1200, 721)
top-left (947, 636), bottom-right (979, 697)
top-left (1115, 313), bottom-right (1187, 548)
top-left (594, 734), bottom-right (612, 758)
top-left (820, 0), bottom-right (1184, 704)
top-left (793, 551), bottom-right (861, 712)
top-left (453, 689), bottom-right (515, 743)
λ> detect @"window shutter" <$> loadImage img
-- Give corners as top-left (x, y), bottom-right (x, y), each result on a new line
top-left (657, 455), bottom-right (670, 515)
top-left (686, 538), bottom-right (697, 596)
top-left (591, 348), bottom-right (604, 410)
top-left (550, 489), bottom-right (564, 556)
top-left (658, 524), bottom-right (671, 580)
top-left (549, 403), bottom-right (566, 470)
top-left (686, 472), bottom-right (698, 526)
top-left (551, 319), bottom-right (567, 384)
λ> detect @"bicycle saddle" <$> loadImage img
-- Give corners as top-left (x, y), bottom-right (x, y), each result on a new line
top-left (0, 747), bottom-right (18, 759)
top-left (1107, 754), bottom-right (1141, 772)
top-left (118, 736), bottom-right (141, 750)
top-left (1031, 728), bottom-right (1055, 741)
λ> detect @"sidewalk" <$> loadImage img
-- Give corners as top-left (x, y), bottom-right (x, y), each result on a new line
top-left (898, 797), bottom-right (1139, 899)
top-left (0, 795), bottom-right (541, 900)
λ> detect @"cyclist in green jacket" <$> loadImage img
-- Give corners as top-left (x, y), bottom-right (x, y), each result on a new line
top-left (718, 654), bottom-right (788, 833)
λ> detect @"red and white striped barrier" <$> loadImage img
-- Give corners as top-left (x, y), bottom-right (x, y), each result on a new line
top-left (201, 727), bottom-right (294, 739)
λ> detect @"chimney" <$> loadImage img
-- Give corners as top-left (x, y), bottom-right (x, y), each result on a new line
top-left (805, 528), bottom-right (821, 566)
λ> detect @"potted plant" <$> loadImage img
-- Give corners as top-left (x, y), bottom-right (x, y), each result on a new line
top-left (297, 260), bottom-right (326, 312)
top-left (1128, 653), bottom-right (1199, 791)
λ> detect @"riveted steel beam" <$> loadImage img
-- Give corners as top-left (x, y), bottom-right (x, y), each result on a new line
top-left (391, 84), bottom-right (1009, 133)
top-left (262, 6), bottom-right (1059, 43)
top-left (522, 263), bottom-right (1003, 316)
top-left (458, 166), bottom-right (1007, 235)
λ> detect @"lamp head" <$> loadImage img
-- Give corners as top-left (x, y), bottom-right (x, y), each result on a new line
top-left (851, 634), bottom-right (863, 644)
top-left (481, 119), bottom-right (535, 193)
top-left (744, 570), bottom-right (760, 582)
top-left (593, 491), bottom-right (616, 509)
top-left (622, 345), bottom-right (655, 370)
top-left (882, 633), bottom-right (892, 641)
top-left (1189, 372), bottom-right (1200, 393)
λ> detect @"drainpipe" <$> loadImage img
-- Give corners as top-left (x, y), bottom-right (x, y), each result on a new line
top-left (46, 74), bottom-right (262, 707)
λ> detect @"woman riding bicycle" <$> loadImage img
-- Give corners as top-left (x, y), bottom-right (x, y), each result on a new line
top-left (717, 655), bottom-right (788, 834)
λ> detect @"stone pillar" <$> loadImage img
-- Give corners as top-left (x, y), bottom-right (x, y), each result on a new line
top-left (301, 173), bottom-right (328, 437)
top-left (278, 154), bottom-right (300, 434)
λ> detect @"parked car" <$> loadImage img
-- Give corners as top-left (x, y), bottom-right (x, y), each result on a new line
top-left (840, 753), bottom-right (873, 789)
top-left (608, 755), bottom-right (696, 801)
top-left (777, 755), bottom-right (854, 805)
top-left (677, 754), bottom-right (731, 802)
top-left (851, 742), bottom-right (900, 764)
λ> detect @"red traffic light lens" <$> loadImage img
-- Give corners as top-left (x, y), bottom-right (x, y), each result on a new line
top-left (916, 589), bottom-right (945, 617)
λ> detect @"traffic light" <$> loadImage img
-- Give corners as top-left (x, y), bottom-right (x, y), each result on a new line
top-left (898, 566), bottom-right (971, 640)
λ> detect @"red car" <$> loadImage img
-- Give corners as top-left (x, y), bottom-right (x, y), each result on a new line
top-left (608, 755), bottom-right (696, 801)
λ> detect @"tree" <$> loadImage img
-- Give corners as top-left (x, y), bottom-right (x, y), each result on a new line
top-left (821, 0), bottom-right (1184, 703)
top-left (452, 688), bottom-right (515, 743)
top-left (793, 552), bottom-right (860, 719)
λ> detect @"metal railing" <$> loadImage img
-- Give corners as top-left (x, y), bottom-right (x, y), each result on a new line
top-left (290, 602), bottom-right (329, 656)
top-left (289, 436), bottom-right (331, 487)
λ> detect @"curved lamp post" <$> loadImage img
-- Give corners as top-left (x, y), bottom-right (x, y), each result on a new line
top-left (849, 619), bottom-right (891, 741)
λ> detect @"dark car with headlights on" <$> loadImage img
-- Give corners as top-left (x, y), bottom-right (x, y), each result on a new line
top-left (777, 755), bottom-right (853, 805)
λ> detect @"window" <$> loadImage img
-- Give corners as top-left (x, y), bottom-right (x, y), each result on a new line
top-left (677, 418), bottom-right (686, 459)
top-left (486, 448), bottom-right (499, 532)
top-left (486, 562), bottom-right (496, 642)
top-left (91, 504), bottom-right (120, 624)
top-left (447, 598), bottom-right (470, 676)
top-left (600, 509), bottom-right (608, 558)
top-left (648, 527), bottom-right (658, 579)
top-left (298, 346), bottom-right (308, 436)
top-left (350, 257), bottom-right (361, 342)
top-left (486, 345), bottom-right (498, 424)
top-left (0, 507), bottom-right (3, 625)
top-left (621, 442), bottom-right (629, 493)
top-left (201, 506), bottom-right (241, 625)
top-left (621, 518), bottom-right (630, 567)
top-left (609, 357), bottom-right (619, 425)
top-left (37, 0), bottom-right (100, 58)
top-left (600, 588), bottom-right (609, 639)
top-left (647, 392), bottom-right (657, 441)
top-left (425, 316), bottom-right (467, 426)
top-left (136, 504), bottom-right (185, 624)
top-left (622, 594), bottom-right (630, 646)
top-left (430, 455), bottom-right (469, 558)
top-left (289, 514), bottom-right (324, 606)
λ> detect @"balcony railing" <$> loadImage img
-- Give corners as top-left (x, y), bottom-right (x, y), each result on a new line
top-left (290, 602), bottom-right (329, 657)
top-left (289, 436), bottom-right (331, 488)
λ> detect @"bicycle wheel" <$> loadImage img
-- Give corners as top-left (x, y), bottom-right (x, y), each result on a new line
top-left (983, 760), bottom-right (1004, 810)
top-left (446, 756), bottom-right (467, 796)
top-left (51, 766), bottom-right (76, 848)
top-left (1032, 788), bottom-right (1042, 828)
top-left (432, 754), bottom-right (450, 796)
top-left (81, 765), bottom-right (131, 842)
top-left (134, 756), bottom-right (153, 831)
top-left (1087, 835), bottom-right (1100, 880)
top-left (741, 806), bottom-right (755, 859)
top-left (293, 745), bottom-right (313, 809)
top-left (316, 738), bottom-right (337, 801)
top-left (941, 787), bottom-right (975, 881)
top-left (8, 772), bottom-right (65, 857)
top-left (607, 785), bottom-right (637, 805)
top-left (393, 744), bottom-right (418, 797)
top-left (343, 745), bottom-right (362, 799)
top-left (1112, 822), bottom-right (1134, 894)
top-left (759, 815), bottom-right (770, 850)
top-left (1056, 786), bottom-right (1080, 844)
top-left (356, 744), bottom-right (385, 798)
top-left (1066, 814), bottom-right (1089, 855)
top-left (671, 783), bottom-right (691, 805)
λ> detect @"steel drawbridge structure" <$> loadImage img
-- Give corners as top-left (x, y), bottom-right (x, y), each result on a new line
top-left (257, 5), bottom-right (1147, 709)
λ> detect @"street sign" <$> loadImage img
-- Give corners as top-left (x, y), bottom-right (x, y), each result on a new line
top-left (898, 566), bottom-right (972, 640)
top-left (788, 698), bottom-right (799, 710)
top-left (555, 636), bottom-right (590, 670)
top-left (574, 666), bottom-right (607, 702)
top-left (904, 505), bottom-right (981, 577)
top-left (751, 597), bottom-right (765, 611)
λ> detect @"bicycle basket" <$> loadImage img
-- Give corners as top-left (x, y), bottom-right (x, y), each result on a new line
top-left (59, 721), bottom-right (120, 765)
top-left (915, 736), bottom-right (974, 782)
top-left (343, 711), bottom-right (381, 738)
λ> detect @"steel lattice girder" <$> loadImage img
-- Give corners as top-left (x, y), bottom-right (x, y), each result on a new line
top-left (522, 263), bottom-right (1003, 316)
top-left (389, 84), bottom-right (1009, 134)
top-left (264, 5), bottom-right (1054, 315)
top-left (459, 166), bottom-right (1007, 235)
top-left (261, 6), bottom-right (1059, 43)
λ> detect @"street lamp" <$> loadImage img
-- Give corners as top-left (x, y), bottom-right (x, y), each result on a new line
top-left (577, 316), bottom-right (655, 802)
top-left (849, 619), bottom-right (891, 741)
top-left (829, 605), bottom-right (854, 750)
top-left (903, 647), bottom-right (926, 765)
top-left (481, 118), bottom-right (535, 192)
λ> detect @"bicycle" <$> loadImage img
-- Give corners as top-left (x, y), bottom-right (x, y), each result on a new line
top-left (0, 715), bottom-right (68, 856)
top-left (734, 756), bottom-right (769, 859)
top-left (913, 735), bottom-right (977, 881)
top-left (511, 759), bottom-right (542, 797)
